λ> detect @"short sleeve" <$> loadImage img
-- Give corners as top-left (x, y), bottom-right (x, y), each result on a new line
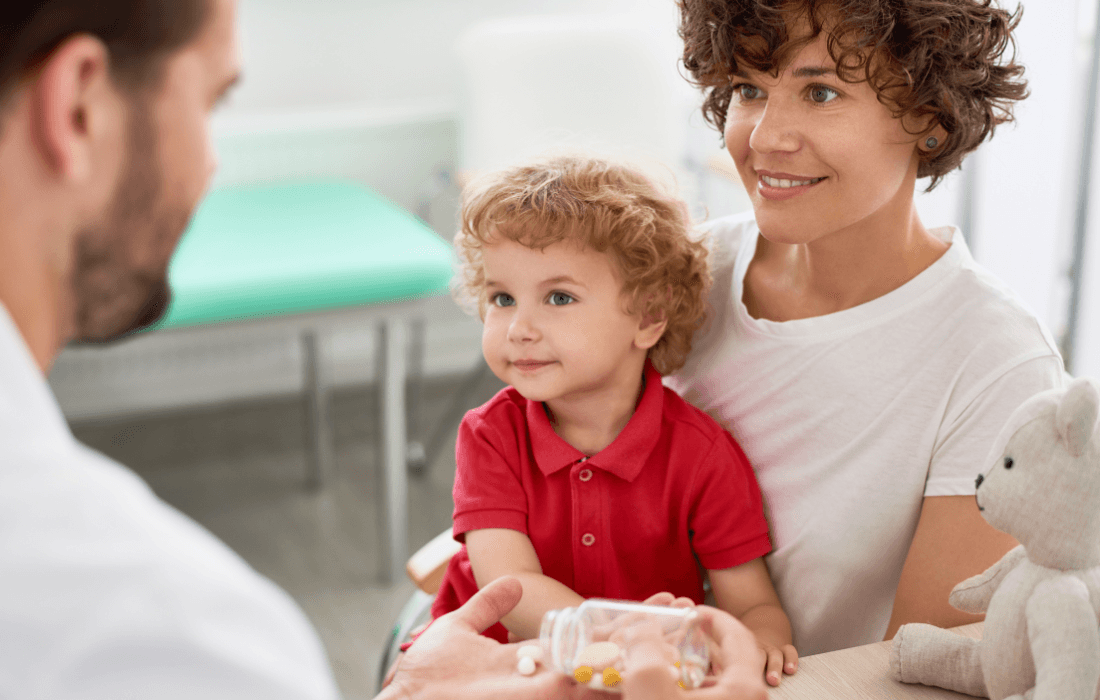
top-left (927, 354), bottom-right (1064, 496)
top-left (688, 431), bottom-right (772, 570)
top-left (451, 409), bottom-right (529, 539)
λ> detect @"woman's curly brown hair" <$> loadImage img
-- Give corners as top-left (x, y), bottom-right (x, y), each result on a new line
top-left (454, 154), bottom-right (711, 376)
top-left (678, 0), bottom-right (1028, 189)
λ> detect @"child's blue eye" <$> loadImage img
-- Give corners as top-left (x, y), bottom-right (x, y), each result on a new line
top-left (809, 85), bottom-right (839, 104)
top-left (491, 293), bottom-right (515, 307)
top-left (548, 292), bottom-right (575, 306)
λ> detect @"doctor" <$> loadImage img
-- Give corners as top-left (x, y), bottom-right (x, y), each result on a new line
top-left (0, 1), bottom-right (765, 699)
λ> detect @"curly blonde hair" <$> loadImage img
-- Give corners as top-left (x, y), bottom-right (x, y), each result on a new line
top-left (454, 155), bottom-right (711, 376)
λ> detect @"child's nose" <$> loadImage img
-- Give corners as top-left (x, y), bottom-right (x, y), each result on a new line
top-left (507, 309), bottom-right (540, 342)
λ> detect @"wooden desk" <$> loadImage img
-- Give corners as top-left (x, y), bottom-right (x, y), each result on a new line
top-left (769, 624), bottom-right (983, 699)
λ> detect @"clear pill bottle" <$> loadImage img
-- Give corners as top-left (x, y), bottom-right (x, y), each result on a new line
top-left (538, 599), bottom-right (711, 693)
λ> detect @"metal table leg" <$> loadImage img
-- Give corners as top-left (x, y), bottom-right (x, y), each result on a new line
top-left (302, 330), bottom-right (334, 490)
top-left (377, 320), bottom-right (408, 584)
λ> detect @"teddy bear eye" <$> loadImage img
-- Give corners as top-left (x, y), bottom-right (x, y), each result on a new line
top-left (1003, 456), bottom-right (1014, 469)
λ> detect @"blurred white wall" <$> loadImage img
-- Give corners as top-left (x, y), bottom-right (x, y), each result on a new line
top-left (219, 0), bottom-right (1089, 351)
top-left (225, 0), bottom-right (679, 114)
top-left (53, 0), bottom-right (1100, 419)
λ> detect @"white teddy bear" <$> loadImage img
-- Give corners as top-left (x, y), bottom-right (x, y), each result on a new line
top-left (890, 376), bottom-right (1100, 700)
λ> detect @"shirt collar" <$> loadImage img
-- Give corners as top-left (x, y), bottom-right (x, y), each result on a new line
top-left (0, 300), bottom-right (73, 442)
top-left (528, 362), bottom-right (664, 482)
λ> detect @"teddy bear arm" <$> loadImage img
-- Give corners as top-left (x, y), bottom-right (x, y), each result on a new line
top-left (948, 545), bottom-right (1027, 614)
top-left (1025, 577), bottom-right (1100, 700)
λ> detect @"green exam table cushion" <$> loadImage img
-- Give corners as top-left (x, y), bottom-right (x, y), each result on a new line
top-left (154, 180), bottom-right (454, 330)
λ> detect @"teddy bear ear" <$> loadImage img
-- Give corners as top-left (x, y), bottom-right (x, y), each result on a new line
top-left (1055, 378), bottom-right (1100, 458)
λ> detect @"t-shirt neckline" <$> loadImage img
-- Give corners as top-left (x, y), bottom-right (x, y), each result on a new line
top-left (732, 223), bottom-right (969, 339)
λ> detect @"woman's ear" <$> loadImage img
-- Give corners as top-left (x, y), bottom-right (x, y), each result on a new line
top-left (918, 121), bottom-right (948, 155)
top-left (634, 315), bottom-right (668, 351)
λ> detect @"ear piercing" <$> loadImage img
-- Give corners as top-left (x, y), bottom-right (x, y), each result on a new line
top-left (925, 136), bottom-right (939, 150)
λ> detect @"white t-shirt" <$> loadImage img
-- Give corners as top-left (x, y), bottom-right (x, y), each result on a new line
top-left (0, 304), bottom-right (341, 700)
top-left (666, 214), bottom-right (1064, 655)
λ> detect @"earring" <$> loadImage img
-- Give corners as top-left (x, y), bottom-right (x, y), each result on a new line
top-left (925, 136), bottom-right (939, 150)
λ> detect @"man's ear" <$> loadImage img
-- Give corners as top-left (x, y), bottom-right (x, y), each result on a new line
top-left (634, 314), bottom-right (668, 351)
top-left (29, 35), bottom-right (114, 182)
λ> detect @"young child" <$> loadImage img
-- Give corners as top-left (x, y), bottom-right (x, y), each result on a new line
top-left (432, 154), bottom-right (798, 686)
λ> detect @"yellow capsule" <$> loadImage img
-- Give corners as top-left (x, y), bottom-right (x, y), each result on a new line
top-left (603, 667), bottom-right (622, 688)
top-left (574, 666), bottom-right (594, 683)
top-left (674, 661), bottom-right (681, 668)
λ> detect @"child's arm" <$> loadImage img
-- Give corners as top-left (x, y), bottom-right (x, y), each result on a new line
top-left (708, 558), bottom-right (798, 687)
top-left (465, 528), bottom-right (584, 640)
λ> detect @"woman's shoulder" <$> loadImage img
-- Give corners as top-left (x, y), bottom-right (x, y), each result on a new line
top-left (695, 210), bottom-right (757, 272)
top-left (935, 239), bottom-right (1061, 360)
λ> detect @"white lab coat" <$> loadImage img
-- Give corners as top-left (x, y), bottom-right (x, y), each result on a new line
top-left (0, 303), bottom-right (341, 700)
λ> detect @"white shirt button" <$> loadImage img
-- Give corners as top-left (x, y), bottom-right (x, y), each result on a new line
top-left (578, 469), bottom-right (593, 482)
top-left (581, 533), bottom-right (596, 546)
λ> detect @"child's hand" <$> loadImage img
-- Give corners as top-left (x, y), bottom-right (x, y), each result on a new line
top-left (757, 638), bottom-right (798, 687)
top-left (642, 591), bottom-right (695, 609)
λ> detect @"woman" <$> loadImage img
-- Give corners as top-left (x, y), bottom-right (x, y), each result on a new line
top-left (669, 0), bottom-right (1064, 657)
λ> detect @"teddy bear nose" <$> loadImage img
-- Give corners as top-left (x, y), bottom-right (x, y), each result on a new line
top-left (975, 473), bottom-right (984, 489)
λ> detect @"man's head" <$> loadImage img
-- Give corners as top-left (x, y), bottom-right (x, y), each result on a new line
top-left (0, 0), bottom-right (240, 362)
top-left (677, 0), bottom-right (1028, 190)
top-left (454, 154), bottom-right (711, 376)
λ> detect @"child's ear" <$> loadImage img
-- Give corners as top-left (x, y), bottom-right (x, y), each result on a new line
top-left (634, 315), bottom-right (668, 350)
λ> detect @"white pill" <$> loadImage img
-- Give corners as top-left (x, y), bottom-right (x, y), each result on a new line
top-left (517, 645), bottom-right (543, 662)
top-left (517, 656), bottom-right (537, 676)
top-left (576, 641), bottom-right (621, 670)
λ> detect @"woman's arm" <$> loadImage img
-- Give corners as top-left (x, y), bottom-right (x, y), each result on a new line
top-left (884, 495), bottom-right (1018, 639)
top-left (708, 558), bottom-right (797, 686)
top-left (465, 528), bottom-right (584, 640)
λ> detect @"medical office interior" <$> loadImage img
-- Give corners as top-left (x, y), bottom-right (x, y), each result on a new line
top-left (42, 0), bottom-right (1100, 697)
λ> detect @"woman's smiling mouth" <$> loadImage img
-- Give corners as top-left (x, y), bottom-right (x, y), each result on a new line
top-left (760, 174), bottom-right (826, 188)
top-left (756, 171), bottom-right (827, 201)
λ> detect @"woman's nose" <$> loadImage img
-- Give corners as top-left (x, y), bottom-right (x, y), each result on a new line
top-left (748, 101), bottom-right (802, 154)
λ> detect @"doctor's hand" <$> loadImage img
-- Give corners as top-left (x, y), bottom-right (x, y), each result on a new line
top-left (621, 605), bottom-right (768, 700)
top-left (378, 576), bottom-right (585, 700)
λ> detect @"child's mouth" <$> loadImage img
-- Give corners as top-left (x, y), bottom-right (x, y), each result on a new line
top-left (513, 360), bottom-right (554, 371)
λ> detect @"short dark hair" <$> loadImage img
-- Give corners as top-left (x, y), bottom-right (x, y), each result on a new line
top-left (678, 0), bottom-right (1028, 190)
top-left (0, 0), bottom-right (210, 100)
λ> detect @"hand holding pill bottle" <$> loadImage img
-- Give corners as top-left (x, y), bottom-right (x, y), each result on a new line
top-left (538, 599), bottom-right (712, 693)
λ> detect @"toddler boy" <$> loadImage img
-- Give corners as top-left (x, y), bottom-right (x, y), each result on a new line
top-left (435, 154), bottom-right (797, 685)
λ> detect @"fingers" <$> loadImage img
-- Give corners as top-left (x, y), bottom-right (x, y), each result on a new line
top-left (381, 652), bottom-right (402, 688)
top-left (782, 644), bottom-right (799, 676)
top-left (694, 606), bottom-right (759, 672)
top-left (669, 596), bottom-right (694, 609)
top-left (643, 592), bottom-right (675, 606)
top-left (450, 576), bottom-right (523, 634)
top-left (622, 639), bottom-right (682, 700)
top-left (763, 646), bottom-right (784, 686)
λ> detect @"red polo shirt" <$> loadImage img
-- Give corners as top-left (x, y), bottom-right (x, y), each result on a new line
top-left (431, 363), bottom-right (771, 642)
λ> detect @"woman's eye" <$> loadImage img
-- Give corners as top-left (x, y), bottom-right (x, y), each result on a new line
top-left (734, 84), bottom-right (762, 102)
top-left (808, 85), bottom-right (839, 104)
top-left (491, 293), bottom-right (515, 307)
top-left (548, 292), bottom-right (575, 306)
